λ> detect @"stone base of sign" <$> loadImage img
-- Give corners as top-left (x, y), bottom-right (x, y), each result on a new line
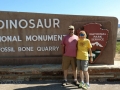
top-left (0, 56), bottom-right (62, 65)
top-left (0, 61), bottom-right (120, 82)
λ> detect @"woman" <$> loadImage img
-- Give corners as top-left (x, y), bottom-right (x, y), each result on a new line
top-left (76, 30), bottom-right (93, 89)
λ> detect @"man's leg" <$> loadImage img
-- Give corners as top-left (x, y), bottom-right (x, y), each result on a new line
top-left (62, 70), bottom-right (68, 86)
top-left (62, 69), bottom-right (68, 86)
top-left (71, 57), bottom-right (77, 80)
top-left (64, 70), bottom-right (68, 80)
top-left (73, 69), bottom-right (77, 80)
top-left (72, 69), bottom-right (79, 86)
top-left (62, 56), bottom-right (70, 85)
top-left (71, 58), bottom-right (79, 85)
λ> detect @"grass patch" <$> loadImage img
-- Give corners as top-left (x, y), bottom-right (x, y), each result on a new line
top-left (116, 42), bottom-right (120, 53)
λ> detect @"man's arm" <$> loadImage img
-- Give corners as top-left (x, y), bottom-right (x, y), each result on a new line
top-left (61, 44), bottom-right (65, 55)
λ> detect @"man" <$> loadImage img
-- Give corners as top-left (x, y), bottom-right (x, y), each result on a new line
top-left (61, 25), bottom-right (78, 86)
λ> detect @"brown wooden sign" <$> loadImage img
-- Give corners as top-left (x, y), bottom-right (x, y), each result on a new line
top-left (0, 11), bottom-right (118, 65)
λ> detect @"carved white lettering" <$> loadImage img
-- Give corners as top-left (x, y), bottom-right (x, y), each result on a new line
top-left (0, 47), bottom-right (15, 52)
top-left (37, 46), bottom-right (59, 51)
top-left (18, 47), bottom-right (34, 52)
top-left (0, 36), bottom-right (22, 42)
top-left (26, 35), bottom-right (66, 41)
top-left (0, 18), bottom-right (60, 29)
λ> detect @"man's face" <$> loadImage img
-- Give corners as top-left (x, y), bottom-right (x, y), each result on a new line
top-left (68, 29), bottom-right (74, 34)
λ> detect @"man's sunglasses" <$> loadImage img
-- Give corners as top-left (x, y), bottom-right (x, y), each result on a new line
top-left (69, 29), bottom-right (74, 30)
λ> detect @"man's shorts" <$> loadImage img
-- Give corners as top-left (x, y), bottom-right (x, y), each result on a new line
top-left (77, 60), bottom-right (89, 71)
top-left (62, 55), bottom-right (77, 70)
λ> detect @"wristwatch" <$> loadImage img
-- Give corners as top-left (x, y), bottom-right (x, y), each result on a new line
top-left (90, 56), bottom-right (93, 58)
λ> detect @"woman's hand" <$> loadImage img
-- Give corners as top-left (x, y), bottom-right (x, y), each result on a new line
top-left (89, 57), bottom-right (93, 63)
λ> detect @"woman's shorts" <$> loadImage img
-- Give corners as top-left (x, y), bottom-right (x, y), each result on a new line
top-left (77, 60), bottom-right (89, 71)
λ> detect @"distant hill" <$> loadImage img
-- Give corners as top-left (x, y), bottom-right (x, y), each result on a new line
top-left (118, 24), bottom-right (120, 28)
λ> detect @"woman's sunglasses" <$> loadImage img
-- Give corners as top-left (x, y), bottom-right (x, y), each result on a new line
top-left (80, 33), bottom-right (85, 36)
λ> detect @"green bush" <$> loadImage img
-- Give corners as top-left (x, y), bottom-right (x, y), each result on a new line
top-left (116, 42), bottom-right (120, 53)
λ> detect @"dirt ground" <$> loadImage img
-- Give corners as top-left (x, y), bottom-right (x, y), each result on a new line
top-left (115, 54), bottom-right (120, 60)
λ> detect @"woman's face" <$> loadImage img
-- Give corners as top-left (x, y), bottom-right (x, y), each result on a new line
top-left (79, 33), bottom-right (85, 39)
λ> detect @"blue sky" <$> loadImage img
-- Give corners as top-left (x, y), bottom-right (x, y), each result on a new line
top-left (0, 0), bottom-right (120, 24)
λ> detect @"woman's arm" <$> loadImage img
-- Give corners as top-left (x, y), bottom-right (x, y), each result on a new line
top-left (88, 48), bottom-right (93, 63)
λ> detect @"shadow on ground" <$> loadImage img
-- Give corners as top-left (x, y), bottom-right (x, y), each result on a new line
top-left (2, 80), bottom-right (119, 90)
